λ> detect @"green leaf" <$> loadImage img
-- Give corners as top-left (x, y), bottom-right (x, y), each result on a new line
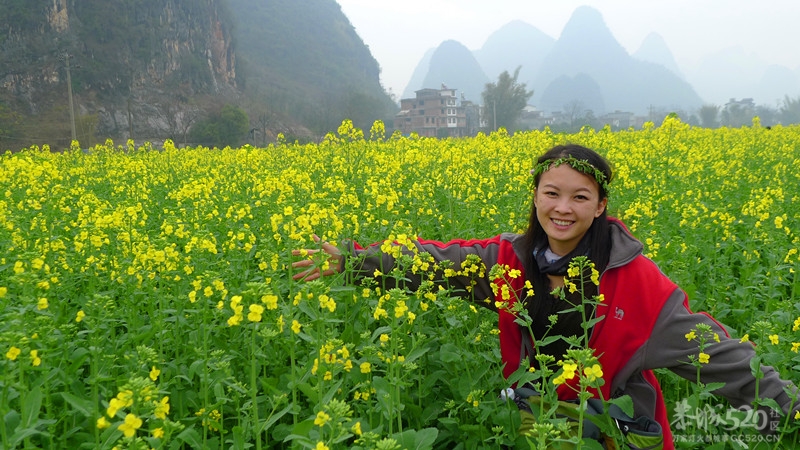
top-left (391, 428), bottom-right (439, 450)
top-left (320, 379), bottom-right (344, 405)
top-left (4, 409), bottom-right (21, 435)
top-left (750, 355), bottom-right (765, 380)
top-left (22, 387), bottom-right (42, 428)
top-left (259, 403), bottom-right (293, 434)
top-left (702, 382), bottom-right (726, 393)
top-left (175, 426), bottom-right (204, 448)
top-left (404, 345), bottom-right (430, 363)
top-left (60, 392), bottom-right (94, 418)
top-left (439, 343), bottom-right (462, 363)
top-left (10, 427), bottom-right (43, 448)
top-left (231, 426), bottom-right (246, 450)
top-left (608, 395), bottom-right (634, 418)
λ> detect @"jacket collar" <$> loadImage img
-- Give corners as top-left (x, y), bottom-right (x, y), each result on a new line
top-left (606, 217), bottom-right (643, 270)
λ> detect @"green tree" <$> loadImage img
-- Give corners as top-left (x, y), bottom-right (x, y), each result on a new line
top-left (779, 95), bottom-right (800, 125)
top-left (481, 67), bottom-right (533, 132)
top-left (698, 104), bottom-right (720, 128)
top-left (189, 104), bottom-right (250, 147)
top-left (721, 98), bottom-right (754, 127)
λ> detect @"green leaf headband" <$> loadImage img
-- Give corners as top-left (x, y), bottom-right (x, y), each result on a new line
top-left (530, 156), bottom-right (610, 194)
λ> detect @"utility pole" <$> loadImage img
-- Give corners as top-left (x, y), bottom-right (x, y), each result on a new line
top-left (62, 52), bottom-right (77, 142)
top-left (493, 100), bottom-right (497, 131)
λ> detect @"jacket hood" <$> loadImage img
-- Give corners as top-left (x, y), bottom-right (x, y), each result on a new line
top-left (606, 217), bottom-right (644, 270)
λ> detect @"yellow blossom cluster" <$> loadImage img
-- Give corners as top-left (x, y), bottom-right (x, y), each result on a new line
top-left (2, 120), bottom-right (800, 447)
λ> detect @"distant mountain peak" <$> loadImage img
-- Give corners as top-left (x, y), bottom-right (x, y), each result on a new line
top-left (533, 5), bottom-right (702, 114)
top-left (474, 20), bottom-right (554, 89)
top-left (633, 32), bottom-right (684, 79)
top-left (419, 40), bottom-right (488, 102)
top-left (557, 5), bottom-right (626, 57)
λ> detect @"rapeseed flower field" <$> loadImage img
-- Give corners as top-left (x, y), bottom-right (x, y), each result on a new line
top-left (1, 117), bottom-right (799, 448)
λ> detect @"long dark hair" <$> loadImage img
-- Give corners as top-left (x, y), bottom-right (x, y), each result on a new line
top-left (522, 144), bottom-right (614, 345)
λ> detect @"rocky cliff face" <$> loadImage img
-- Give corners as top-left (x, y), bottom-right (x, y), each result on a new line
top-left (1, 0), bottom-right (395, 149)
top-left (1, 0), bottom-right (239, 147)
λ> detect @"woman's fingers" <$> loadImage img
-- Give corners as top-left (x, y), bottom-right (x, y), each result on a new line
top-left (291, 235), bottom-right (341, 282)
top-left (293, 269), bottom-right (319, 281)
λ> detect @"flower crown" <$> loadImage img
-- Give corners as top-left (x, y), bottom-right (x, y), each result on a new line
top-left (530, 156), bottom-right (610, 193)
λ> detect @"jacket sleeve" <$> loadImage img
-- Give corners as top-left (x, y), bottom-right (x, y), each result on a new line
top-left (342, 235), bottom-right (508, 308)
top-left (642, 289), bottom-right (798, 415)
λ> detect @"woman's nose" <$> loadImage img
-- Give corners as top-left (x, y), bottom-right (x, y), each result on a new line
top-left (554, 198), bottom-right (572, 212)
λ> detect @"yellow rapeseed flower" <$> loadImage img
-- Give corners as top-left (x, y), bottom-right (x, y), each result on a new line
top-left (6, 346), bottom-right (21, 361)
top-left (118, 413), bottom-right (142, 438)
top-left (149, 366), bottom-right (161, 381)
top-left (698, 353), bottom-right (710, 364)
top-left (740, 334), bottom-right (750, 343)
top-left (373, 306), bottom-right (387, 320)
top-left (562, 363), bottom-right (578, 379)
top-left (685, 331), bottom-right (696, 341)
top-left (248, 304), bottom-right (264, 322)
top-left (227, 313), bottom-right (243, 327)
top-left (360, 362), bottom-right (371, 374)
top-left (96, 416), bottom-right (110, 429)
top-left (30, 350), bottom-right (41, 366)
top-left (0, 286), bottom-right (7, 297)
top-left (315, 442), bottom-right (329, 450)
top-left (107, 397), bottom-right (126, 417)
top-left (153, 427), bottom-right (165, 438)
top-left (37, 297), bottom-right (49, 310)
top-left (291, 320), bottom-right (302, 334)
top-left (154, 396), bottom-right (170, 419)
top-left (314, 411), bottom-right (330, 427)
top-left (394, 300), bottom-right (408, 318)
top-left (262, 294), bottom-right (279, 310)
top-left (583, 364), bottom-right (603, 381)
top-left (76, 310), bottom-right (86, 322)
top-left (213, 280), bottom-right (226, 291)
top-left (769, 334), bottom-right (780, 345)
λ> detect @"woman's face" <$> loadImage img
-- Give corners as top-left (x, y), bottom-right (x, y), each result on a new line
top-left (534, 164), bottom-right (608, 256)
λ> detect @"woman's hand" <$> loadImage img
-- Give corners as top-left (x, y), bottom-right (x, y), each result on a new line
top-left (291, 234), bottom-right (342, 281)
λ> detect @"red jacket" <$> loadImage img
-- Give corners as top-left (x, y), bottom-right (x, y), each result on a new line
top-left (349, 217), bottom-right (796, 448)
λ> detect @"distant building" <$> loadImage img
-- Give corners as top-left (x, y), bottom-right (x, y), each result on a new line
top-left (394, 85), bottom-right (481, 137)
top-left (516, 105), bottom-right (545, 130)
top-left (599, 110), bottom-right (634, 129)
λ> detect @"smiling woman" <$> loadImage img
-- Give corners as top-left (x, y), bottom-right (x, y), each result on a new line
top-left (532, 159), bottom-right (609, 257)
top-left (293, 142), bottom-right (800, 448)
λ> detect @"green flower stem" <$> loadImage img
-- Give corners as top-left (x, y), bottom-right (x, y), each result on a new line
top-left (1, 370), bottom-right (9, 448)
top-left (250, 323), bottom-right (262, 450)
top-left (200, 309), bottom-right (210, 447)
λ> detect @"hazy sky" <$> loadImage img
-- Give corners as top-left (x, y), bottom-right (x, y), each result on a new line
top-left (337, 0), bottom-right (800, 98)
